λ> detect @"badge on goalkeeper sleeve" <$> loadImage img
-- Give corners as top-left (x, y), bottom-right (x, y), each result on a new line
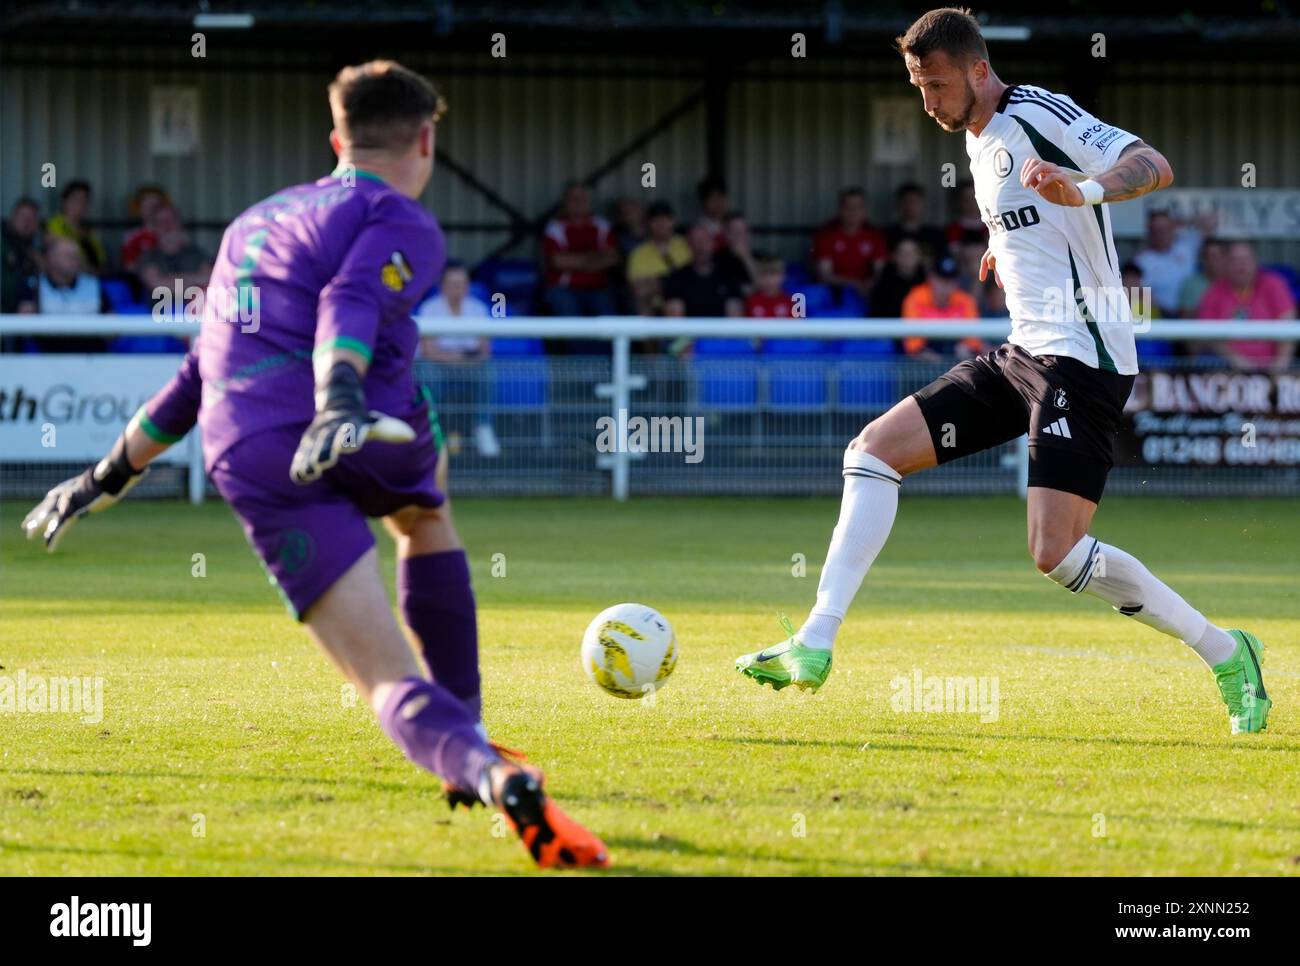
top-left (21, 433), bottom-right (147, 552)
top-left (289, 360), bottom-right (415, 485)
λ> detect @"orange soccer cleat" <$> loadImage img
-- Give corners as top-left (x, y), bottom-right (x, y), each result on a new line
top-left (494, 767), bottom-right (611, 870)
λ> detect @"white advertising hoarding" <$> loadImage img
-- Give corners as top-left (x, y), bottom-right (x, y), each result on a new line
top-left (0, 355), bottom-right (190, 462)
top-left (1108, 188), bottom-right (1300, 240)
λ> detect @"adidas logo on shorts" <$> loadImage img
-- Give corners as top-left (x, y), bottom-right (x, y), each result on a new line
top-left (1041, 417), bottom-right (1073, 439)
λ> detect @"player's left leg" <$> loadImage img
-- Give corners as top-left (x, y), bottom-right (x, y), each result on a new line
top-left (1031, 483), bottom-right (1270, 735)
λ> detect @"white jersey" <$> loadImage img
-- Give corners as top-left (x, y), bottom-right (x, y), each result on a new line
top-left (967, 84), bottom-right (1140, 374)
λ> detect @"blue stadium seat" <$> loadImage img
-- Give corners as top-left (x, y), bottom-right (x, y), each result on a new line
top-left (796, 283), bottom-right (837, 318)
top-left (489, 338), bottom-right (547, 408)
top-left (1137, 339), bottom-right (1177, 367)
top-left (691, 338), bottom-right (758, 410)
top-left (1265, 263), bottom-right (1300, 305)
top-left (101, 276), bottom-right (149, 314)
top-left (474, 258), bottom-right (540, 313)
top-left (783, 262), bottom-right (813, 291)
top-left (834, 338), bottom-right (896, 357)
top-left (835, 355), bottom-right (896, 411)
top-left (763, 339), bottom-right (829, 411)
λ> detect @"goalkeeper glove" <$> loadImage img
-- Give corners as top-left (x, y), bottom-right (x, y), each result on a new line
top-left (22, 433), bottom-right (148, 552)
top-left (289, 360), bottom-right (414, 485)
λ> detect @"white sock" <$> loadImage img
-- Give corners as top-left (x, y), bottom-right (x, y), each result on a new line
top-left (797, 449), bottom-right (901, 650)
top-left (1045, 535), bottom-right (1235, 666)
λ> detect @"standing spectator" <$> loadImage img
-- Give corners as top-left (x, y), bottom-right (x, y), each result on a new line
top-left (2, 197), bottom-right (42, 313)
top-left (609, 197), bottom-right (646, 257)
top-left (869, 238), bottom-right (927, 319)
top-left (813, 187), bottom-right (888, 300)
top-left (1179, 237), bottom-right (1227, 318)
top-left (1134, 210), bottom-right (1215, 318)
top-left (120, 184), bottom-right (172, 270)
top-left (696, 175), bottom-right (730, 250)
top-left (541, 182), bottom-right (619, 317)
top-left (745, 257), bottom-right (794, 318)
top-left (136, 204), bottom-right (212, 303)
top-left (416, 261), bottom-right (500, 458)
top-left (715, 211), bottom-right (758, 292)
top-left (626, 201), bottom-right (690, 315)
top-left (885, 183), bottom-right (947, 262)
top-left (944, 180), bottom-right (988, 252)
top-left (1197, 241), bottom-right (1296, 372)
top-left (46, 180), bottom-right (107, 273)
top-left (663, 222), bottom-right (744, 318)
top-left (900, 256), bottom-right (982, 361)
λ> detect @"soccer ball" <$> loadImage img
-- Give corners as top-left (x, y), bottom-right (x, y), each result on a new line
top-left (581, 603), bottom-right (677, 699)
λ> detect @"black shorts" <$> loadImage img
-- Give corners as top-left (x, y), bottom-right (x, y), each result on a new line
top-left (912, 343), bottom-right (1135, 503)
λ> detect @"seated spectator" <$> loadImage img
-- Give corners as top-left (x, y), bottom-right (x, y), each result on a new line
top-left (663, 222), bottom-right (744, 318)
top-left (715, 211), bottom-right (758, 292)
top-left (136, 204), bottom-right (212, 306)
top-left (541, 182), bottom-right (619, 317)
top-left (813, 187), bottom-right (889, 301)
top-left (415, 261), bottom-right (499, 458)
top-left (901, 256), bottom-right (982, 361)
top-left (944, 180), bottom-right (988, 253)
top-left (46, 180), bottom-right (107, 273)
top-left (1197, 241), bottom-right (1296, 372)
top-left (30, 237), bottom-right (109, 351)
top-left (1179, 237), bottom-right (1226, 318)
top-left (1134, 209), bottom-right (1216, 318)
top-left (120, 184), bottom-right (172, 270)
top-left (696, 175), bottom-right (730, 250)
top-left (979, 276), bottom-right (1007, 318)
top-left (1121, 261), bottom-right (1159, 325)
top-left (626, 202), bottom-right (690, 315)
top-left (2, 197), bottom-right (42, 313)
top-left (610, 197), bottom-right (646, 256)
top-left (869, 238), bottom-right (927, 318)
top-left (885, 183), bottom-right (947, 262)
top-left (745, 257), bottom-right (794, 318)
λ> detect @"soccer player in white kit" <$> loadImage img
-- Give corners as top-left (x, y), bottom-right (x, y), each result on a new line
top-left (736, 7), bottom-right (1272, 735)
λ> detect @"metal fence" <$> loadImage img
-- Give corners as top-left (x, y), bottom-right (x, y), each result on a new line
top-left (1, 315), bottom-right (1298, 502)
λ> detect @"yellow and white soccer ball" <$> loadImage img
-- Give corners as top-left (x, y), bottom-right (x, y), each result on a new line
top-left (581, 603), bottom-right (677, 699)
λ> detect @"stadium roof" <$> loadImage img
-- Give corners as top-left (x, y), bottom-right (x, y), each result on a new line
top-left (4, 0), bottom-right (1300, 51)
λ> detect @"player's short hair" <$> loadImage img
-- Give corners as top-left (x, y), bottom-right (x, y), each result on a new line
top-left (896, 182), bottom-right (925, 200)
top-left (61, 179), bottom-right (91, 201)
top-left (328, 60), bottom-right (446, 152)
top-left (757, 255), bottom-right (785, 274)
top-left (895, 7), bottom-right (988, 64)
top-left (11, 196), bottom-right (39, 213)
top-left (839, 186), bottom-right (866, 202)
top-left (697, 175), bottom-right (727, 203)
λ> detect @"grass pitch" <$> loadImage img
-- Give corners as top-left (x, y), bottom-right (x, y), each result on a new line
top-left (1, 494), bottom-right (1297, 876)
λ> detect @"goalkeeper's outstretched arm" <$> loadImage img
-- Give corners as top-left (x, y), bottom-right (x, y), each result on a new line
top-left (22, 345), bottom-right (202, 552)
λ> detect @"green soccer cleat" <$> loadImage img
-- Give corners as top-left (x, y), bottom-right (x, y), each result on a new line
top-left (1212, 629), bottom-right (1272, 735)
top-left (735, 616), bottom-right (833, 693)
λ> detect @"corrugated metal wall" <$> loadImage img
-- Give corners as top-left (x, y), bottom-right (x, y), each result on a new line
top-left (3, 45), bottom-right (1298, 266)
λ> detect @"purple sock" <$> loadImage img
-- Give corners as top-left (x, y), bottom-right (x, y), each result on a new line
top-left (378, 677), bottom-right (497, 796)
top-left (398, 549), bottom-right (482, 720)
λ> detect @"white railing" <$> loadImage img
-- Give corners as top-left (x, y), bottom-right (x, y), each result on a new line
top-left (3, 314), bottom-right (1297, 502)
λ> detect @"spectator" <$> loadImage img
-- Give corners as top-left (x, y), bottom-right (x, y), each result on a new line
top-left (869, 238), bottom-right (927, 319)
top-left (1179, 237), bottom-right (1227, 318)
top-left (30, 237), bottom-right (110, 352)
top-left (1197, 241), bottom-right (1296, 372)
top-left (715, 211), bottom-right (758, 292)
top-left (610, 197), bottom-right (646, 257)
top-left (541, 182), bottom-right (619, 317)
top-left (1134, 209), bottom-right (1215, 317)
top-left (954, 240), bottom-right (986, 297)
top-left (626, 201), bottom-right (690, 315)
top-left (900, 256), bottom-right (982, 361)
top-left (885, 183), bottom-right (947, 262)
top-left (2, 197), bottom-right (42, 313)
top-left (745, 257), bottom-right (794, 318)
top-left (696, 175), bottom-right (730, 250)
top-left (46, 180), bottom-right (107, 273)
top-left (944, 180), bottom-right (988, 252)
top-left (136, 204), bottom-right (212, 303)
top-left (1121, 261), bottom-right (1159, 323)
top-left (415, 262), bottom-right (500, 458)
top-left (979, 275), bottom-right (1007, 318)
top-left (120, 184), bottom-right (172, 270)
top-left (813, 187), bottom-right (888, 300)
top-left (663, 222), bottom-right (744, 318)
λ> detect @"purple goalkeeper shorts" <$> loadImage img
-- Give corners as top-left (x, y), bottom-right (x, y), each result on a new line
top-left (209, 421), bottom-right (444, 620)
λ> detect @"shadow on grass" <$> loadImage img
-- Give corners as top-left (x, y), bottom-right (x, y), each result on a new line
top-left (718, 736), bottom-right (969, 754)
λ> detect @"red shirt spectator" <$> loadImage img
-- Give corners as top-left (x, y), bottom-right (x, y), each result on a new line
top-left (542, 183), bottom-right (617, 291)
top-left (1197, 241), bottom-right (1297, 370)
top-left (746, 256), bottom-right (794, 317)
top-left (814, 188), bottom-right (887, 292)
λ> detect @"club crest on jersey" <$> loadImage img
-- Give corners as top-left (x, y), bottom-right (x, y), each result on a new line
top-left (1054, 388), bottom-right (1069, 410)
top-left (381, 251), bottom-right (412, 292)
top-left (993, 148), bottom-right (1013, 178)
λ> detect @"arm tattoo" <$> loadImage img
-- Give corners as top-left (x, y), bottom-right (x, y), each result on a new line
top-left (1097, 141), bottom-right (1168, 202)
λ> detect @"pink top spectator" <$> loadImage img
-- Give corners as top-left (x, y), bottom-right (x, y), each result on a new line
top-left (1197, 269), bottom-right (1296, 365)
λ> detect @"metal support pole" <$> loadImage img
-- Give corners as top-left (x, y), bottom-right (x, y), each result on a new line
top-left (188, 431), bottom-right (204, 505)
top-left (611, 335), bottom-right (631, 502)
top-left (1016, 434), bottom-right (1029, 500)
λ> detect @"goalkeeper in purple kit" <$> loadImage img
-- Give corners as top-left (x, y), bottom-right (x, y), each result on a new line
top-left (22, 60), bottom-right (608, 870)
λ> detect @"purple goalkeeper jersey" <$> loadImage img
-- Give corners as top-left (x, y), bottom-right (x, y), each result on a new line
top-left (187, 169), bottom-right (444, 469)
